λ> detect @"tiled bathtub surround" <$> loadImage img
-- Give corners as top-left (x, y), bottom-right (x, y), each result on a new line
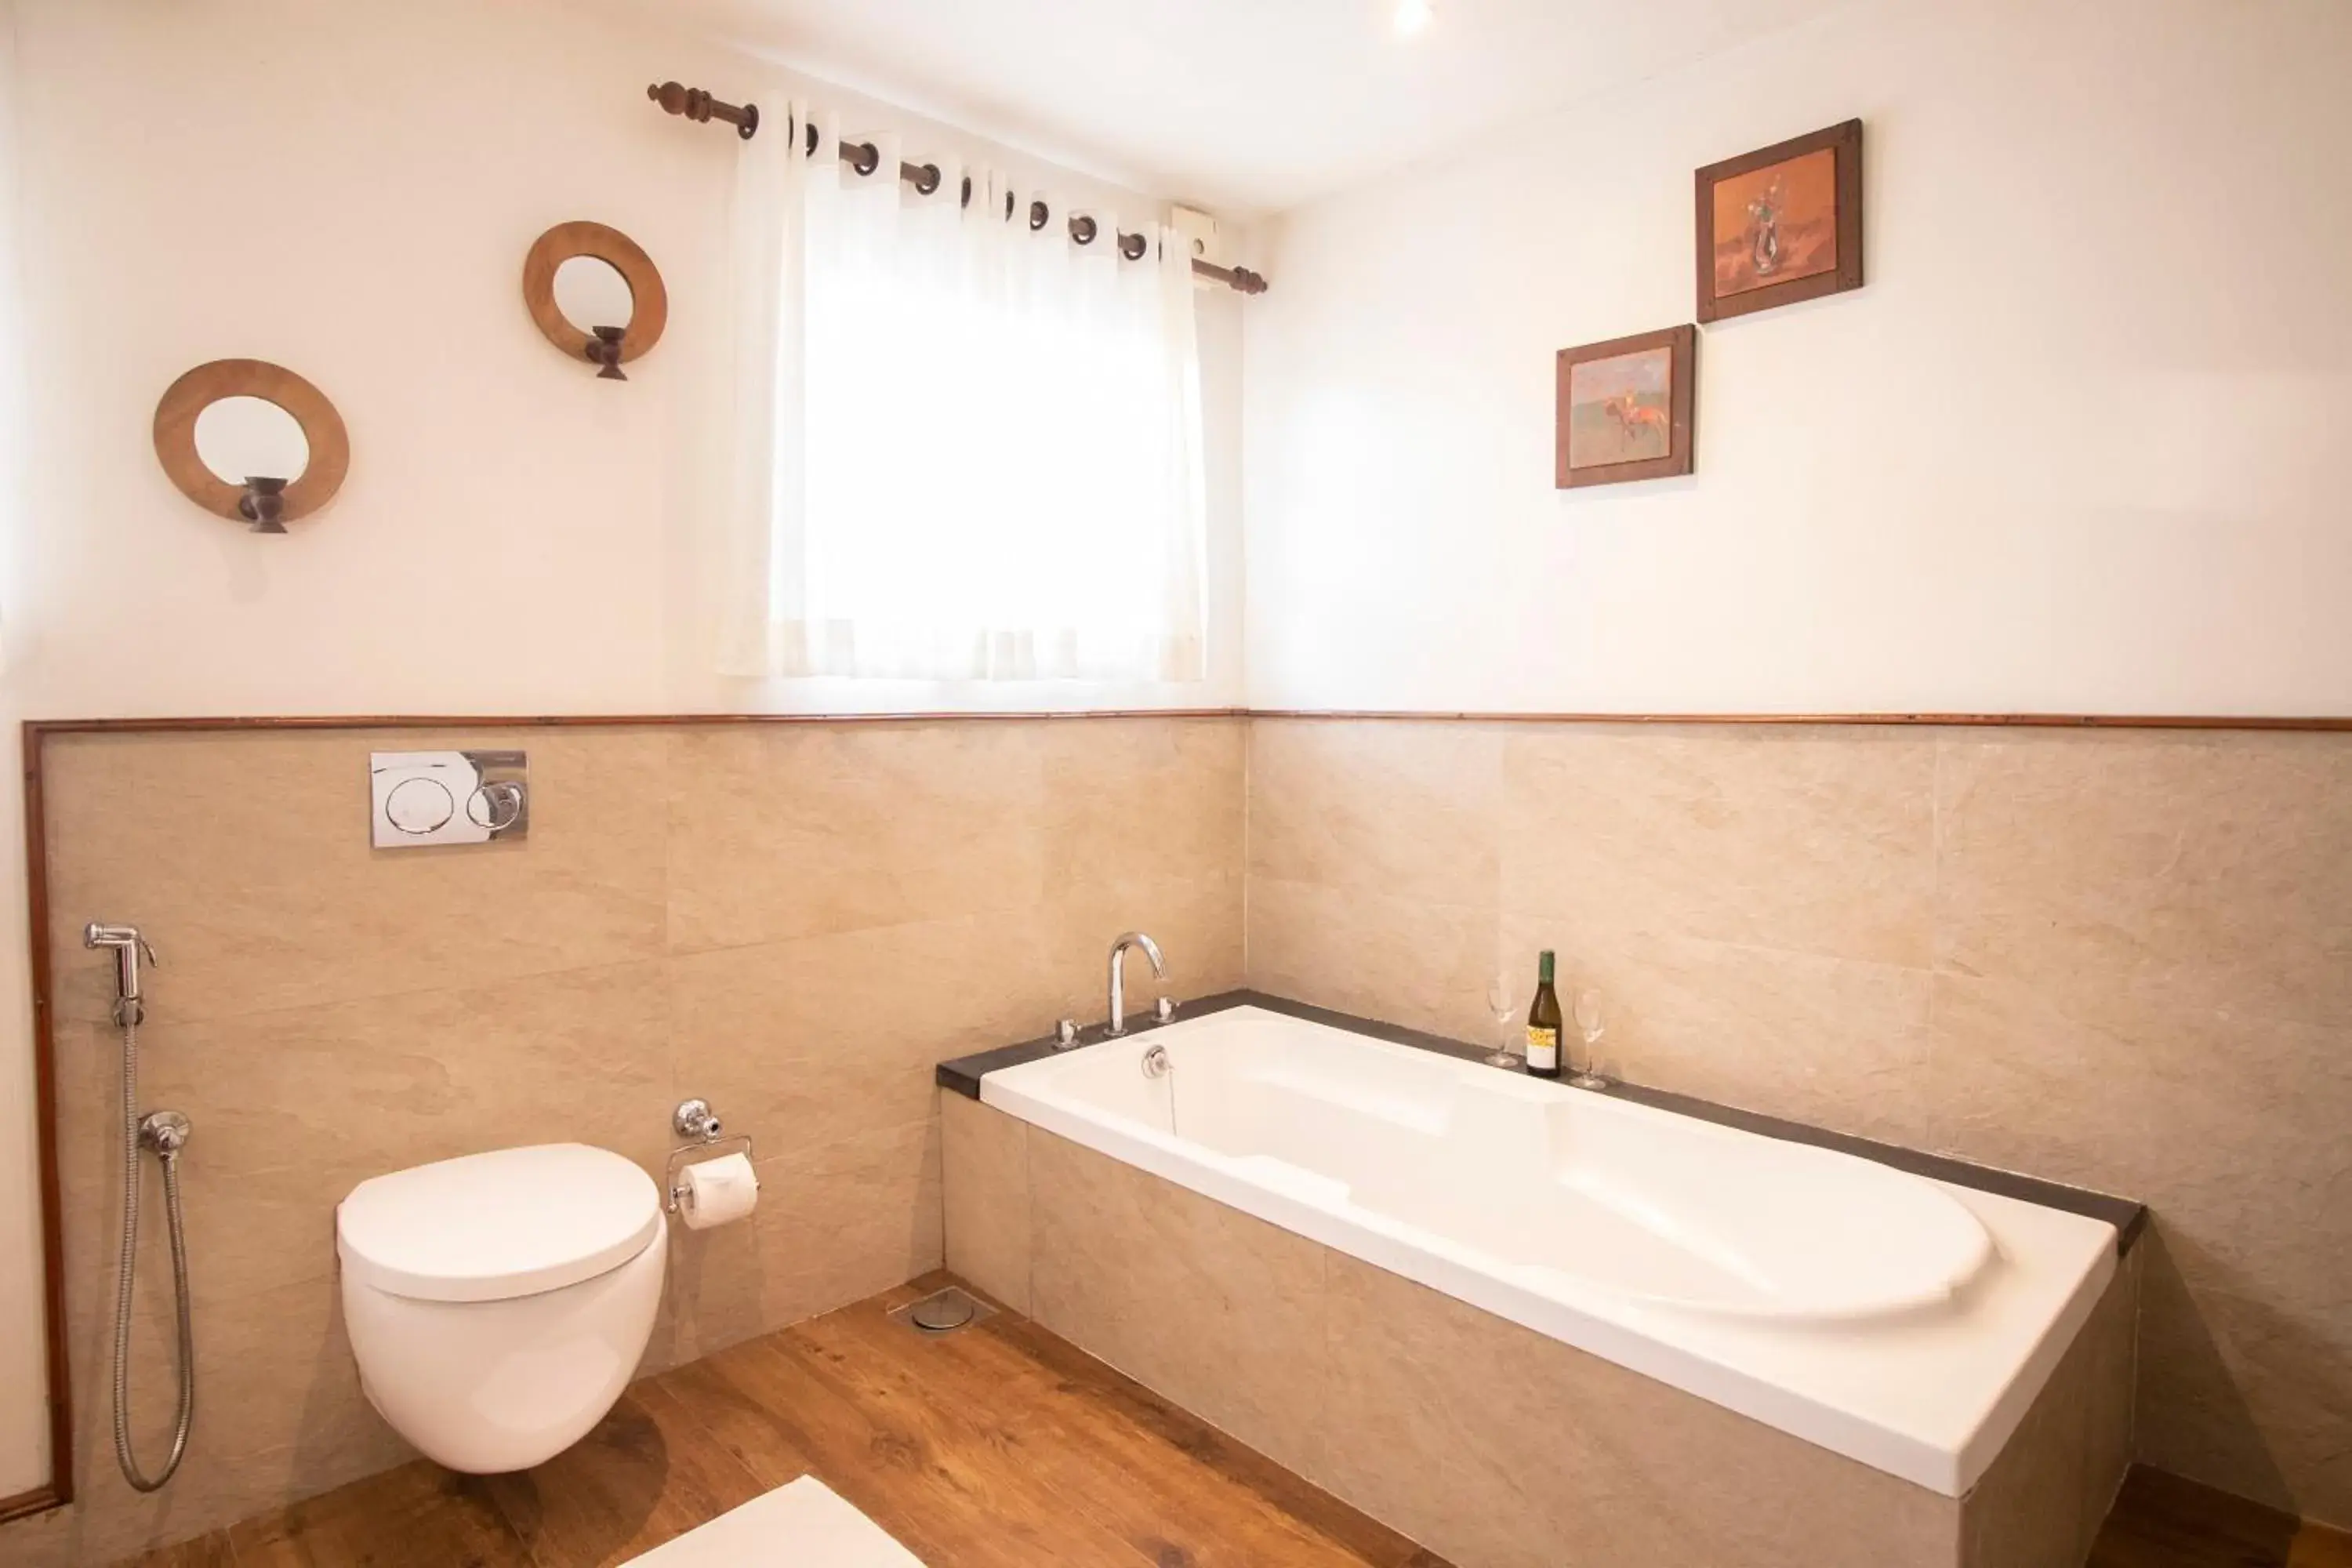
top-left (1243, 718), bottom-right (2352, 1528)
top-left (943, 1095), bottom-right (2141, 1568)
top-left (10, 717), bottom-right (1243, 1566)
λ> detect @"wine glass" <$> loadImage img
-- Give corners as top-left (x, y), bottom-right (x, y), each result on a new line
top-left (1483, 974), bottom-right (1523, 1070)
top-left (1570, 989), bottom-right (1610, 1089)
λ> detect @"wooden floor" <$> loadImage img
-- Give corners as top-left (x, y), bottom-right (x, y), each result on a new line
top-left (121, 1272), bottom-right (2352, 1568)
top-left (129, 1273), bottom-right (1443, 1567)
top-left (2089, 1468), bottom-right (2352, 1568)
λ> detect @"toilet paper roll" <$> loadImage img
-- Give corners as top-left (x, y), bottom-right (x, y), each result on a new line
top-left (678, 1152), bottom-right (759, 1231)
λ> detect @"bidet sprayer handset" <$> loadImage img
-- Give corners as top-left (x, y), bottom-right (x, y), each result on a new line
top-left (85, 923), bottom-right (159, 1025)
top-left (1105, 931), bottom-right (1167, 1037)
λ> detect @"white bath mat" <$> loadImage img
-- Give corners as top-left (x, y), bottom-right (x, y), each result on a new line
top-left (624, 1475), bottom-right (926, 1566)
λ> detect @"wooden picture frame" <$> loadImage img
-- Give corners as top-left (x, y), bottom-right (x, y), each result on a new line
top-left (1555, 325), bottom-right (1696, 488)
top-left (1695, 118), bottom-right (1864, 322)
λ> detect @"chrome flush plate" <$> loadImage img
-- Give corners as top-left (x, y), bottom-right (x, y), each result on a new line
top-left (368, 750), bottom-right (528, 848)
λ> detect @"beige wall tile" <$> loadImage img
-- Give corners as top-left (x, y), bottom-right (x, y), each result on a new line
top-left (1502, 726), bottom-right (1938, 969)
top-left (667, 912), bottom-right (1053, 1160)
top-left (53, 956), bottom-right (678, 1464)
top-left (60, 962), bottom-right (675, 1196)
top-left (663, 723), bottom-right (1051, 953)
top-left (1955, 1259), bottom-right (2139, 1568)
top-left (2083, 1250), bottom-right (2142, 1553)
top-left (1935, 731), bottom-right (2352, 1034)
top-left (1502, 913), bottom-right (1936, 1145)
top-left (40, 710), bottom-right (2352, 1551)
top-left (1041, 872), bottom-right (1245, 1025)
top-left (757, 1116), bottom-right (945, 1327)
top-left (1029, 1128), bottom-right (1327, 1478)
top-left (1040, 716), bottom-right (1245, 895)
top-left (43, 1273), bottom-right (406, 1567)
top-left (2, 1428), bottom-right (391, 1568)
top-left (1926, 971), bottom-right (2352, 1523)
top-left (44, 729), bottom-right (670, 1025)
top-left (1319, 1252), bottom-right (1958, 1568)
top-left (21, 715), bottom-right (1247, 1561)
top-left (1235, 717), bottom-right (2350, 1529)
top-left (1246, 874), bottom-right (1494, 1040)
top-left (1926, 731), bottom-right (2352, 1526)
top-left (939, 1093), bottom-right (1031, 1313)
top-left (1247, 719), bottom-right (1502, 908)
top-left (1959, 1287), bottom-right (2100, 1568)
top-left (655, 1118), bottom-right (942, 1370)
top-left (2136, 1237), bottom-right (2352, 1524)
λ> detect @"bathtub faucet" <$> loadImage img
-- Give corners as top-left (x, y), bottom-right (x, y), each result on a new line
top-left (1105, 931), bottom-right (1167, 1037)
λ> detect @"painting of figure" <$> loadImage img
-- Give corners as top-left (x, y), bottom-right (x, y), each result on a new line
top-left (1695, 119), bottom-right (1864, 321)
top-left (1566, 347), bottom-right (1675, 468)
top-left (1555, 325), bottom-right (1695, 488)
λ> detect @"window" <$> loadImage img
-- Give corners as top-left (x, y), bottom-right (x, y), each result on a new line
top-left (718, 122), bottom-right (1207, 684)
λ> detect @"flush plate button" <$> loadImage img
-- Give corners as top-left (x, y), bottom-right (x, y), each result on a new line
top-left (383, 776), bottom-right (456, 835)
top-left (369, 751), bottom-right (528, 848)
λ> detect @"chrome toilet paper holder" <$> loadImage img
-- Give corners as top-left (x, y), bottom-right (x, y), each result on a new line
top-left (664, 1098), bottom-right (755, 1215)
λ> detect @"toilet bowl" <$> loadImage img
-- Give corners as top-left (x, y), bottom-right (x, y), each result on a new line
top-left (337, 1142), bottom-right (666, 1474)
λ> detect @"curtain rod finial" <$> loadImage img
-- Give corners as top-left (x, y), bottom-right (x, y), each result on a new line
top-left (648, 79), bottom-right (757, 138)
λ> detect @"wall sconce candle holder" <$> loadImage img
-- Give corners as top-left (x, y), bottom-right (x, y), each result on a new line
top-left (152, 359), bottom-right (350, 532)
top-left (239, 476), bottom-right (289, 532)
top-left (522, 221), bottom-right (668, 379)
top-left (587, 326), bottom-right (626, 381)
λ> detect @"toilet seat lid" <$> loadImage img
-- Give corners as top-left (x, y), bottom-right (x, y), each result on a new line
top-left (337, 1143), bottom-right (662, 1303)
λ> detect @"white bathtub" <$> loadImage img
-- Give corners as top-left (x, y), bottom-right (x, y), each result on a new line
top-left (981, 1004), bottom-right (2118, 1497)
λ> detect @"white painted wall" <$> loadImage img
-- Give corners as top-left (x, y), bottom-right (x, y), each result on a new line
top-left (0, 0), bottom-right (38, 1503)
top-left (0, 0), bottom-right (1247, 1497)
top-left (1243, 0), bottom-right (2352, 716)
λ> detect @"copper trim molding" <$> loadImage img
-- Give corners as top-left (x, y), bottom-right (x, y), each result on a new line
top-left (24, 709), bottom-right (1244, 737)
top-left (0, 1484), bottom-right (64, 1526)
top-left (1247, 710), bottom-right (2352, 731)
top-left (18, 726), bottom-right (68, 1514)
top-left (20, 708), bottom-right (2352, 738)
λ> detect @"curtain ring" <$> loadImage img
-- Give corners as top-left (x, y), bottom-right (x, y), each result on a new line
top-left (1029, 199), bottom-right (1049, 232)
top-left (802, 122), bottom-right (819, 158)
top-left (1070, 214), bottom-right (1098, 245)
top-left (849, 140), bottom-right (880, 176)
top-left (1120, 231), bottom-right (1149, 261)
top-left (1004, 191), bottom-right (1015, 221)
top-left (960, 174), bottom-right (973, 209)
top-left (913, 162), bottom-right (942, 196)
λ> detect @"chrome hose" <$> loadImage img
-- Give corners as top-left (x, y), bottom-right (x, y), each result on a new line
top-left (111, 1017), bottom-right (194, 1492)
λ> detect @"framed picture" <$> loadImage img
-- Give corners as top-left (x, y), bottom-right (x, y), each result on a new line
top-left (1555, 325), bottom-right (1696, 488)
top-left (1695, 118), bottom-right (1863, 322)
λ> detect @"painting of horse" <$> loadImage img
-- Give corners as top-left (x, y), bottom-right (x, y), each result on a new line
top-left (1555, 325), bottom-right (1695, 488)
top-left (1564, 346), bottom-right (1675, 468)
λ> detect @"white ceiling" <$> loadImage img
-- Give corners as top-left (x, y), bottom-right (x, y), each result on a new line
top-left (618, 0), bottom-right (1851, 216)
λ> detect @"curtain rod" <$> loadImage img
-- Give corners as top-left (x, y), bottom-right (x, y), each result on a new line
top-left (647, 81), bottom-right (1269, 296)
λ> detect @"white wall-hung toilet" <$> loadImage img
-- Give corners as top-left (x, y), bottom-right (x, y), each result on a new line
top-left (337, 1142), bottom-right (666, 1474)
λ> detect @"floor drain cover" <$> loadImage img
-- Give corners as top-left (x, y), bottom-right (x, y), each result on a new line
top-left (892, 1286), bottom-right (991, 1334)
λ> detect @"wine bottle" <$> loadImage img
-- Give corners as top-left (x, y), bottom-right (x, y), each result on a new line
top-left (1526, 950), bottom-right (1563, 1079)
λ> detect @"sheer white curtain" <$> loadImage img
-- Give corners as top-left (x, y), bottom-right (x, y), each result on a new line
top-left (718, 107), bottom-right (1207, 684)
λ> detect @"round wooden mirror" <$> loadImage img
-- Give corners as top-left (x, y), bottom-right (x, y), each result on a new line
top-left (522, 221), bottom-right (668, 379)
top-left (152, 359), bottom-right (350, 531)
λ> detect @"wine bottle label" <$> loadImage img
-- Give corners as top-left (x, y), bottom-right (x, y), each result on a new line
top-left (1525, 1025), bottom-right (1559, 1071)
